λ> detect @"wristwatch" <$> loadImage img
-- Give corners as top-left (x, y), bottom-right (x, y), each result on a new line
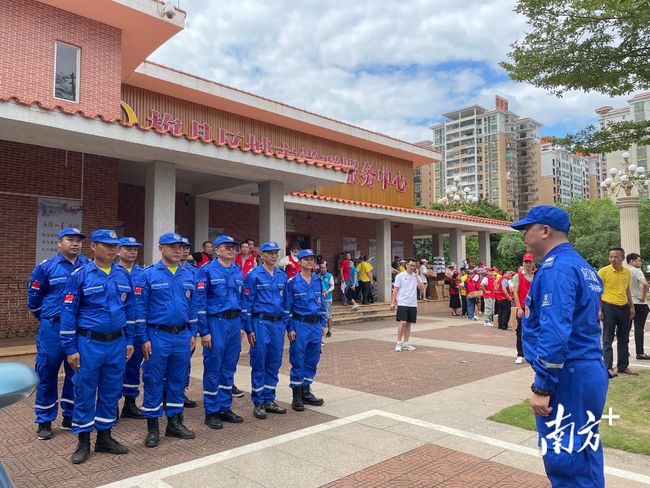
top-left (530, 384), bottom-right (551, 396)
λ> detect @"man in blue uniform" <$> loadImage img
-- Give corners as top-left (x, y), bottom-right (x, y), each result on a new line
top-left (115, 237), bottom-right (145, 419)
top-left (135, 233), bottom-right (203, 448)
top-left (60, 229), bottom-right (135, 464)
top-left (180, 236), bottom-right (201, 408)
top-left (243, 241), bottom-right (290, 419)
top-left (201, 235), bottom-right (245, 429)
top-left (28, 227), bottom-right (87, 440)
top-left (512, 206), bottom-right (607, 488)
top-left (285, 248), bottom-right (327, 411)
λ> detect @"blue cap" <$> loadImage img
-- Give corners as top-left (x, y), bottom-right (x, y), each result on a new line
top-left (511, 205), bottom-right (570, 233)
top-left (57, 227), bottom-right (85, 240)
top-left (159, 233), bottom-right (183, 245)
top-left (214, 235), bottom-right (239, 247)
top-left (119, 237), bottom-right (142, 247)
top-left (260, 241), bottom-right (281, 252)
top-left (181, 236), bottom-right (192, 247)
top-left (90, 229), bottom-right (120, 245)
top-left (297, 248), bottom-right (316, 260)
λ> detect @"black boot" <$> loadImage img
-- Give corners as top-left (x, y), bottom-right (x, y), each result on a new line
top-left (253, 404), bottom-right (267, 419)
top-left (291, 387), bottom-right (304, 411)
top-left (145, 418), bottom-right (159, 448)
top-left (37, 421), bottom-right (53, 440)
top-left (204, 413), bottom-right (223, 430)
top-left (165, 414), bottom-right (195, 439)
top-left (302, 386), bottom-right (324, 406)
top-left (264, 401), bottom-right (287, 414)
top-left (122, 396), bottom-right (145, 419)
top-left (183, 393), bottom-right (197, 408)
top-left (95, 429), bottom-right (129, 455)
top-left (61, 417), bottom-right (72, 431)
top-left (71, 431), bottom-right (91, 464)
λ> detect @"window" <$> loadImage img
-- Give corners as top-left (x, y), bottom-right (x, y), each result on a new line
top-left (54, 42), bottom-right (80, 102)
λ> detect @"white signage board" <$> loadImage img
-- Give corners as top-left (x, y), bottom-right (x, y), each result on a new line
top-left (36, 197), bottom-right (82, 264)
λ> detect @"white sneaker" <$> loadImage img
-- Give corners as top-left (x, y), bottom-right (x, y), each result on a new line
top-left (401, 343), bottom-right (416, 351)
top-left (352, 304), bottom-right (359, 311)
top-left (515, 356), bottom-right (524, 364)
top-left (484, 321), bottom-right (493, 327)
top-left (395, 343), bottom-right (402, 352)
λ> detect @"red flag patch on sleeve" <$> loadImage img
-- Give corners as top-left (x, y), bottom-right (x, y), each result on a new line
top-left (134, 286), bottom-right (143, 295)
top-left (244, 288), bottom-right (250, 295)
top-left (64, 294), bottom-right (75, 304)
top-left (30, 281), bottom-right (41, 290)
top-left (197, 282), bottom-right (205, 290)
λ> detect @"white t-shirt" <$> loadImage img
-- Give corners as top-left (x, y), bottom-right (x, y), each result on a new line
top-left (419, 265), bottom-right (428, 281)
top-left (628, 266), bottom-right (648, 305)
top-left (394, 271), bottom-right (418, 307)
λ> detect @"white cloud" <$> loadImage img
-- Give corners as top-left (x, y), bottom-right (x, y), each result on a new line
top-left (150, 0), bottom-right (629, 142)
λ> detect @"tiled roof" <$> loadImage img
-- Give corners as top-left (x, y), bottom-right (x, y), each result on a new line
top-left (290, 192), bottom-right (512, 227)
top-left (0, 96), bottom-right (352, 173)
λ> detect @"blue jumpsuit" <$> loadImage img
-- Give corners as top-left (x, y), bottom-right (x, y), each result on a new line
top-left (134, 262), bottom-right (204, 419)
top-left (28, 252), bottom-right (87, 424)
top-left (201, 259), bottom-right (244, 415)
top-left (523, 242), bottom-right (607, 488)
top-left (285, 273), bottom-right (326, 389)
top-left (243, 265), bottom-right (290, 405)
top-left (60, 262), bottom-right (135, 434)
top-left (182, 261), bottom-right (202, 389)
top-left (114, 263), bottom-right (144, 399)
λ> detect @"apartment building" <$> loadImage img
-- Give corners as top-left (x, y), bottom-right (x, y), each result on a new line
top-left (540, 141), bottom-right (591, 205)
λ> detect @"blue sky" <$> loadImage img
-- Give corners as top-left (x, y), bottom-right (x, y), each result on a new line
top-left (151, 0), bottom-right (629, 142)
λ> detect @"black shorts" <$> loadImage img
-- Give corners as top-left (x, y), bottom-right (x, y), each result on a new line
top-left (396, 306), bottom-right (417, 324)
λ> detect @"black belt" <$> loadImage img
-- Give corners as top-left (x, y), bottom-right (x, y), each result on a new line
top-left (292, 313), bottom-right (320, 323)
top-left (252, 313), bottom-right (283, 322)
top-left (209, 310), bottom-right (241, 319)
top-left (76, 328), bottom-right (123, 341)
top-left (148, 323), bottom-right (188, 334)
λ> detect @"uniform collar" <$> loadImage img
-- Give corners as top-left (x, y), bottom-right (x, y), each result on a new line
top-left (55, 251), bottom-right (81, 266)
top-left (542, 242), bottom-right (573, 260)
top-left (86, 260), bottom-right (113, 274)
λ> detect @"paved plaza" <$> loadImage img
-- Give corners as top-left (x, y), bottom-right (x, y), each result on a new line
top-left (3, 313), bottom-right (650, 487)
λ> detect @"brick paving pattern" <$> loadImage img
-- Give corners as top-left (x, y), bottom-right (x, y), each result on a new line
top-left (412, 323), bottom-right (517, 348)
top-left (0, 381), bottom-right (335, 488)
top-left (323, 444), bottom-right (550, 487)
top-left (279, 339), bottom-right (520, 400)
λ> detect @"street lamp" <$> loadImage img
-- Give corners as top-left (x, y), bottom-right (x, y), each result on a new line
top-left (600, 151), bottom-right (646, 254)
top-left (438, 175), bottom-right (479, 206)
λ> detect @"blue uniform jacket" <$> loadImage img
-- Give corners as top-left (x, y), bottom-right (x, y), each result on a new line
top-left (114, 262), bottom-right (143, 280)
top-left (28, 253), bottom-right (87, 319)
top-left (201, 259), bottom-right (244, 336)
top-left (523, 242), bottom-right (604, 393)
top-left (284, 272), bottom-right (327, 332)
top-left (60, 261), bottom-right (135, 355)
top-left (133, 261), bottom-right (205, 344)
top-left (243, 265), bottom-right (290, 334)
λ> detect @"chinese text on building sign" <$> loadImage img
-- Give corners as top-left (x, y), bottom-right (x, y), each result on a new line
top-left (147, 110), bottom-right (408, 193)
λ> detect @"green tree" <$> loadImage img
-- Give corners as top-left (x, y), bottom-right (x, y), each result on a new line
top-left (494, 233), bottom-right (527, 271)
top-left (501, 0), bottom-right (650, 153)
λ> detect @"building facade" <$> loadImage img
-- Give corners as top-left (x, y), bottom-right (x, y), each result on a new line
top-left (539, 141), bottom-right (591, 205)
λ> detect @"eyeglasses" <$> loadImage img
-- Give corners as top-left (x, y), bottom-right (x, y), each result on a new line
top-left (221, 245), bottom-right (236, 251)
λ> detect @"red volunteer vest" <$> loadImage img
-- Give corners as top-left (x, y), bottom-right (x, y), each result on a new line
top-left (285, 255), bottom-right (300, 279)
top-left (483, 276), bottom-right (495, 299)
top-left (517, 271), bottom-right (533, 308)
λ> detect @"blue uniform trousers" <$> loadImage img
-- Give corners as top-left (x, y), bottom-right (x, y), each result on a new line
top-left (142, 327), bottom-right (191, 418)
top-left (536, 359), bottom-right (608, 488)
top-left (122, 346), bottom-right (143, 398)
top-left (249, 317), bottom-right (285, 405)
top-left (203, 316), bottom-right (241, 414)
top-left (72, 334), bottom-right (126, 434)
top-left (34, 318), bottom-right (74, 423)
top-left (289, 319), bottom-right (322, 388)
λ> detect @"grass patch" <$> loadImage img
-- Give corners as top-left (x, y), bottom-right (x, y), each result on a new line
top-left (488, 370), bottom-right (650, 456)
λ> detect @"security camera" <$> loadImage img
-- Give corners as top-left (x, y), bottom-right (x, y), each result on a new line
top-left (160, 2), bottom-right (176, 19)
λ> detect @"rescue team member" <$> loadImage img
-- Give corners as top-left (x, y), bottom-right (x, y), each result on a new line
top-left (243, 241), bottom-right (290, 419)
top-left (179, 236), bottom-right (201, 408)
top-left (135, 233), bottom-right (202, 448)
top-left (115, 237), bottom-right (145, 420)
top-left (28, 227), bottom-right (87, 440)
top-left (60, 230), bottom-right (135, 465)
top-left (512, 206), bottom-right (607, 488)
top-left (285, 249), bottom-right (326, 412)
top-left (278, 241), bottom-right (301, 279)
top-left (512, 253), bottom-right (534, 364)
top-left (201, 235), bottom-right (245, 429)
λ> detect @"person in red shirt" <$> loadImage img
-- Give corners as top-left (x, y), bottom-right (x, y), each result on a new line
top-left (235, 240), bottom-right (257, 279)
top-left (449, 270), bottom-right (461, 316)
top-left (481, 268), bottom-right (496, 327)
top-left (512, 253), bottom-right (535, 364)
top-left (278, 242), bottom-right (301, 279)
top-left (465, 267), bottom-right (480, 321)
top-left (339, 252), bottom-right (352, 304)
top-left (496, 271), bottom-right (514, 330)
top-left (191, 241), bottom-right (213, 267)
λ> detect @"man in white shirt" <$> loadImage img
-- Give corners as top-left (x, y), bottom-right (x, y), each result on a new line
top-left (626, 253), bottom-right (650, 359)
top-left (391, 258), bottom-right (426, 351)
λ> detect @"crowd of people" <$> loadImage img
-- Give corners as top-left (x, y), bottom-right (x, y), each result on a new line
top-left (28, 229), bottom-right (333, 465)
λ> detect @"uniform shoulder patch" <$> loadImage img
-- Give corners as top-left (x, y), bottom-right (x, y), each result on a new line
top-left (541, 256), bottom-right (556, 269)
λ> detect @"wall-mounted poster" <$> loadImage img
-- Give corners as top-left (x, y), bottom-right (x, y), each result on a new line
top-left (36, 198), bottom-right (83, 264)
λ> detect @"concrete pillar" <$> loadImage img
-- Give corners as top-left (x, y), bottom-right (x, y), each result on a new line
top-left (144, 161), bottom-right (176, 265)
top-left (191, 196), bottom-right (210, 250)
top-left (431, 234), bottom-right (443, 257)
top-left (618, 196), bottom-right (640, 254)
top-left (448, 228), bottom-right (463, 266)
top-left (259, 181), bottom-right (285, 246)
top-left (478, 231), bottom-right (491, 266)
top-left (376, 219), bottom-right (392, 302)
